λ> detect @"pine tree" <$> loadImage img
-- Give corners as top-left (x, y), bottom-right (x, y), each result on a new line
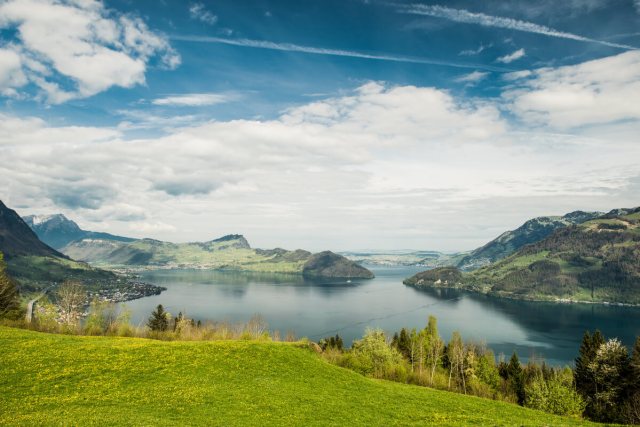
top-left (397, 328), bottom-right (411, 360)
top-left (507, 352), bottom-right (525, 405)
top-left (147, 304), bottom-right (169, 332)
top-left (0, 252), bottom-right (19, 318)
top-left (575, 329), bottom-right (605, 416)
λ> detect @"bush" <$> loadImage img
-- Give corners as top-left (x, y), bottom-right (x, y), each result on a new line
top-left (525, 371), bottom-right (585, 417)
top-left (342, 328), bottom-right (406, 380)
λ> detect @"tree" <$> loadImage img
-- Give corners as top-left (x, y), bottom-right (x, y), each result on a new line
top-left (588, 338), bottom-right (629, 422)
top-left (344, 328), bottom-right (405, 380)
top-left (147, 304), bottom-right (169, 332)
top-left (0, 252), bottom-right (19, 318)
top-left (56, 281), bottom-right (86, 325)
top-left (447, 331), bottom-right (466, 392)
top-left (84, 299), bottom-right (118, 335)
top-left (424, 315), bottom-right (444, 384)
top-left (575, 330), bottom-right (604, 401)
top-left (525, 370), bottom-right (585, 417)
top-left (506, 352), bottom-right (525, 405)
top-left (394, 328), bottom-right (411, 360)
top-left (620, 337), bottom-right (640, 424)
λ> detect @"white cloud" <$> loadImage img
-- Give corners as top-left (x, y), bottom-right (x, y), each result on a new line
top-left (455, 70), bottom-right (489, 83)
top-left (2, 81), bottom-right (639, 250)
top-left (497, 48), bottom-right (525, 64)
top-left (504, 50), bottom-right (640, 129)
top-left (398, 4), bottom-right (636, 50)
top-left (0, 47), bottom-right (27, 96)
top-left (152, 93), bottom-right (232, 106)
top-left (189, 3), bottom-right (218, 25)
top-left (0, 0), bottom-right (180, 103)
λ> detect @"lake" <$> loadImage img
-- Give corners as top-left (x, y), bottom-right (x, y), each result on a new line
top-left (123, 265), bottom-right (640, 366)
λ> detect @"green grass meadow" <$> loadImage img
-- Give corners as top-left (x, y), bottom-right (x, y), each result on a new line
top-left (0, 327), bottom-right (595, 426)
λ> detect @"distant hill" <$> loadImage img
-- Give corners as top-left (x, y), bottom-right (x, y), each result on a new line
top-left (0, 201), bottom-right (116, 292)
top-left (23, 214), bottom-right (134, 249)
top-left (453, 210), bottom-right (603, 270)
top-left (62, 235), bottom-right (374, 279)
top-left (303, 251), bottom-right (374, 279)
top-left (405, 207), bottom-right (640, 304)
top-left (341, 250), bottom-right (466, 267)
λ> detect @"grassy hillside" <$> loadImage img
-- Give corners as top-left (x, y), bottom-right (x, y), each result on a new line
top-left (0, 327), bottom-right (592, 426)
top-left (405, 208), bottom-right (640, 304)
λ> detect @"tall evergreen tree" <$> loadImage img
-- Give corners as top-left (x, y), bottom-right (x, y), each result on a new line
top-left (507, 352), bottom-right (525, 405)
top-left (147, 304), bottom-right (169, 332)
top-left (575, 329), bottom-right (605, 418)
top-left (396, 328), bottom-right (411, 360)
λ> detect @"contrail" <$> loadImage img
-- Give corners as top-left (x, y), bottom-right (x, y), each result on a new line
top-left (171, 35), bottom-right (513, 72)
top-left (398, 4), bottom-right (637, 50)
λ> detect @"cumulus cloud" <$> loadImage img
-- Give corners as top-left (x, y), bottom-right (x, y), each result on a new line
top-left (0, 0), bottom-right (180, 103)
top-left (152, 93), bottom-right (232, 106)
top-left (0, 47), bottom-right (27, 96)
top-left (504, 50), bottom-right (640, 129)
top-left (3, 79), bottom-right (639, 249)
top-left (189, 3), bottom-right (218, 25)
top-left (497, 48), bottom-right (525, 63)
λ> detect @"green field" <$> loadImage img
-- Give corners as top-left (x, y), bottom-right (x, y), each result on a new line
top-left (0, 327), bottom-right (594, 426)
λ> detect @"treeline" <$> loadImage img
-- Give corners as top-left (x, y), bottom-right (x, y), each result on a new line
top-left (20, 297), bottom-right (298, 342)
top-left (0, 253), bottom-right (20, 320)
top-left (318, 316), bottom-right (640, 423)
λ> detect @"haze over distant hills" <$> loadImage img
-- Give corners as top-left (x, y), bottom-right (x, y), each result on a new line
top-left (23, 212), bottom-right (374, 279)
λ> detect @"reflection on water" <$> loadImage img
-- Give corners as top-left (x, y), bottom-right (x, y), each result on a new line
top-left (122, 265), bottom-right (640, 366)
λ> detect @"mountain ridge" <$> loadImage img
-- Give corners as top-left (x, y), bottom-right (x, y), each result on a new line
top-left (453, 210), bottom-right (603, 270)
top-left (23, 213), bottom-right (135, 249)
top-left (405, 207), bottom-right (640, 304)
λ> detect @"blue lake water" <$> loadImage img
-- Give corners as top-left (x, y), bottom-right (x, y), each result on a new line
top-left (123, 264), bottom-right (640, 366)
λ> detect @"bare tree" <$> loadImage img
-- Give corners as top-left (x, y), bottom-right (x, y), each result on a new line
top-left (246, 314), bottom-right (268, 339)
top-left (57, 281), bottom-right (86, 325)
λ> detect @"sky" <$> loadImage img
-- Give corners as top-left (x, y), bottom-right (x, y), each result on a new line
top-left (0, 0), bottom-right (639, 252)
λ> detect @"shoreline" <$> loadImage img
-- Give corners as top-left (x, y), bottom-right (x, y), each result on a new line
top-left (403, 282), bottom-right (640, 308)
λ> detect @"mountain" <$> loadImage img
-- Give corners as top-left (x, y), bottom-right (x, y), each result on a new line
top-left (62, 235), bottom-right (374, 279)
top-left (23, 214), bottom-right (134, 249)
top-left (0, 201), bottom-right (116, 292)
top-left (0, 202), bottom-right (65, 259)
top-left (405, 207), bottom-right (640, 304)
top-left (453, 210), bottom-right (603, 270)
